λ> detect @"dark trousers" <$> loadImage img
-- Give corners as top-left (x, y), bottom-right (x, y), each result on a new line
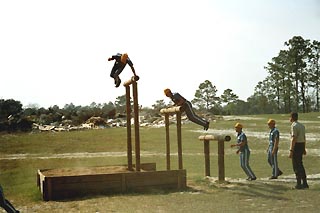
top-left (0, 186), bottom-right (19, 213)
top-left (292, 143), bottom-right (307, 183)
top-left (110, 63), bottom-right (125, 78)
top-left (182, 101), bottom-right (207, 128)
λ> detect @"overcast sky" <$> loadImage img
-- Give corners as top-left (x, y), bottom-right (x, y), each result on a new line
top-left (1, 0), bottom-right (320, 108)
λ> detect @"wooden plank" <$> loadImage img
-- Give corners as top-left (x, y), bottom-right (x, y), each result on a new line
top-left (126, 170), bottom-right (186, 188)
top-left (38, 166), bottom-right (186, 201)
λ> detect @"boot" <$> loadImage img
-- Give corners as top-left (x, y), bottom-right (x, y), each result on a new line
top-left (302, 178), bottom-right (309, 189)
top-left (294, 177), bottom-right (303, 189)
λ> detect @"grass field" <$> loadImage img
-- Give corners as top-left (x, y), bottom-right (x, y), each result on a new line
top-left (0, 113), bottom-right (320, 212)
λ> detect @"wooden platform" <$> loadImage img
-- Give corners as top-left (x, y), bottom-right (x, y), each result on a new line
top-left (37, 163), bottom-right (187, 201)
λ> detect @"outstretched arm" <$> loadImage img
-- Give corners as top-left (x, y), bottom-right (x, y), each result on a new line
top-left (130, 66), bottom-right (137, 76)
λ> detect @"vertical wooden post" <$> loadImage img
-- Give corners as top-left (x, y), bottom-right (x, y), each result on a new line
top-left (176, 111), bottom-right (183, 170)
top-left (204, 140), bottom-right (210, 176)
top-left (218, 139), bottom-right (225, 181)
top-left (132, 81), bottom-right (141, 171)
top-left (165, 114), bottom-right (170, 170)
top-left (125, 85), bottom-right (133, 171)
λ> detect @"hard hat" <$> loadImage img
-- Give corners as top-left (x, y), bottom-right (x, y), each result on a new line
top-left (267, 119), bottom-right (276, 124)
top-left (164, 88), bottom-right (171, 95)
top-left (234, 123), bottom-right (243, 128)
top-left (121, 53), bottom-right (128, 64)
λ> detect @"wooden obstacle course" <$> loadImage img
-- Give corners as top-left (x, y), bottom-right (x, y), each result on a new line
top-left (160, 106), bottom-right (183, 170)
top-left (37, 76), bottom-right (187, 201)
top-left (199, 134), bottom-right (231, 181)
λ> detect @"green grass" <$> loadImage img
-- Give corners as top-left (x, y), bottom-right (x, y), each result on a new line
top-left (0, 113), bottom-right (320, 212)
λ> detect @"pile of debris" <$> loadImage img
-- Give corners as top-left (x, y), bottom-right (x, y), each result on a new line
top-left (32, 114), bottom-right (217, 132)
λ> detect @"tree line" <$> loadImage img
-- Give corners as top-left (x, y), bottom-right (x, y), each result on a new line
top-left (1, 36), bottom-right (319, 132)
top-left (255, 36), bottom-right (320, 113)
top-left (190, 36), bottom-right (320, 114)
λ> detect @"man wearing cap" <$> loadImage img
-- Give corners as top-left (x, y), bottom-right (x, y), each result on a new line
top-left (231, 123), bottom-right (256, 181)
top-left (164, 88), bottom-right (209, 130)
top-left (267, 119), bottom-right (283, 179)
top-left (289, 112), bottom-right (308, 189)
top-left (108, 53), bottom-right (137, 87)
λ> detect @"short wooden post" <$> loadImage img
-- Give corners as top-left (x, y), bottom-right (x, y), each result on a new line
top-left (203, 140), bottom-right (210, 176)
top-left (218, 139), bottom-right (225, 181)
top-left (199, 135), bottom-right (231, 181)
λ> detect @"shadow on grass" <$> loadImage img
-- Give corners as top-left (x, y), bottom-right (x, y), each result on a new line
top-left (222, 181), bottom-right (290, 201)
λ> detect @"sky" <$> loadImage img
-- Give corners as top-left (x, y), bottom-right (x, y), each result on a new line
top-left (1, 0), bottom-right (320, 109)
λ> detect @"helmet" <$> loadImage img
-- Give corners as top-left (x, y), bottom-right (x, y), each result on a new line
top-left (234, 123), bottom-right (243, 128)
top-left (267, 119), bottom-right (276, 125)
top-left (121, 53), bottom-right (128, 64)
top-left (164, 88), bottom-right (171, 96)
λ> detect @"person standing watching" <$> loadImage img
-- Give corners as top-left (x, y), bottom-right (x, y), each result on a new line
top-left (289, 112), bottom-right (308, 189)
top-left (267, 119), bottom-right (283, 179)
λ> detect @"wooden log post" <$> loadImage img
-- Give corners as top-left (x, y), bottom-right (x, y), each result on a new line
top-left (165, 113), bottom-right (170, 170)
top-left (198, 134), bottom-right (231, 181)
top-left (176, 111), bottom-right (183, 170)
top-left (125, 85), bottom-right (133, 171)
top-left (124, 76), bottom-right (140, 171)
top-left (160, 106), bottom-right (183, 170)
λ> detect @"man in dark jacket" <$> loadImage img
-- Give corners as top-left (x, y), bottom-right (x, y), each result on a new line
top-left (164, 88), bottom-right (209, 130)
top-left (108, 53), bottom-right (137, 87)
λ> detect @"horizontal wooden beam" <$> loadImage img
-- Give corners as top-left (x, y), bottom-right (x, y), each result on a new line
top-left (198, 134), bottom-right (231, 142)
top-left (160, 106), bottom-right (182, 114)
top-left (123, 76), bottom-right (140, 87)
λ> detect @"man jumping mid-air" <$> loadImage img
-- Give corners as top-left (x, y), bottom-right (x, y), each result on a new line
top-left (108, 53), bottom-right (137, 87)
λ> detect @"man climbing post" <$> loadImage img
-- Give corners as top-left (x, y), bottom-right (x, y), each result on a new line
top-left (108, 53), bottom-right (137, 87)
top-left (164, 88), bottom-right (209, 130)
